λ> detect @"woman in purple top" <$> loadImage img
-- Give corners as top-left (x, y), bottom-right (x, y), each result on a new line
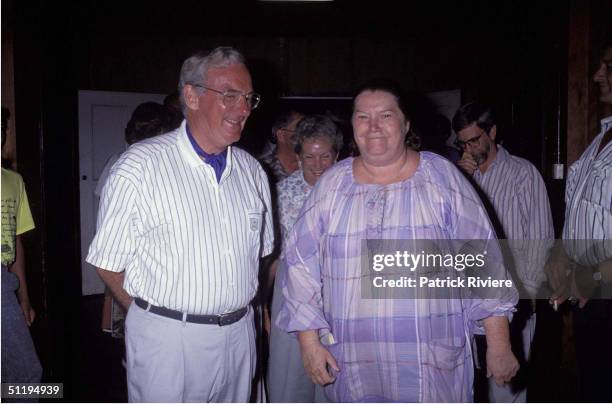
top-left (277, 81), bottom-right (519, 402)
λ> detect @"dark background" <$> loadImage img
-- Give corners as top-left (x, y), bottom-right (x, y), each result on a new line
top-left (1, 0), bottom-right (611, 401)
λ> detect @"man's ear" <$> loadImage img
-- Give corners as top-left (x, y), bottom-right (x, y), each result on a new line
top-left (489, 125), bottom-right (497, 141)
top-left (183, 85), bottom-right (199, 111)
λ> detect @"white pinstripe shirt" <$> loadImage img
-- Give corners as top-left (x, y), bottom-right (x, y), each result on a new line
top-left (86, 121), bottom-right (274, 315)
top-left (563, 116), bottom-right (612, 265)
top-left (472, 146), bottom-right (554, 293)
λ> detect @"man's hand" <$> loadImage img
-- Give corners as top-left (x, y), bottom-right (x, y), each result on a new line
top-left (19, 299), bottom-right (36, 326)
top-left (486, 346), bottom-right (520, 386)
top-left (11, 236), bottom-right (36, 327)
top-left (457, 152), bottom-right (477, 175)
top-left (298, 330), bottom-right (340, 386)
top-left (598, 259), bottom-right (612, 282)
top-left (96, 268), bottom-right (132, 311)
top-left (570, 263), bottom-right (599, 309)
top-left (545, 247), bottom-right (572, 308)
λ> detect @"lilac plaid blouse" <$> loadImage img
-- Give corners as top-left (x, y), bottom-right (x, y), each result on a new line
top-left (277, 152), bottom-right (517, 402)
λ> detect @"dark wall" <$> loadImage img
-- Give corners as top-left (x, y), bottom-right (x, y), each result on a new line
top-left (82, 32), bottom-right (567, 159)
top-left (12, 1), bottom-right (84, 394)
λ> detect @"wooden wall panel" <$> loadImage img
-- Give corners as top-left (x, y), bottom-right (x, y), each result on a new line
top-left (1, 33), bottom-right (17, 167)
top-left (351, 38), bottom-right (415, 92)
top-left (566, 0), bottom-right (612, 165)
top-left (413, 39), bottom-right (476, 95)
top-left (567, 0), bottom-right (593, 166)
top-left (286, 38), bottom-right (353, 95)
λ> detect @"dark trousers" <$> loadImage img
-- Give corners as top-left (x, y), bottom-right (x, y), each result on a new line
top-left (573, 299), bottom-right (612, 402)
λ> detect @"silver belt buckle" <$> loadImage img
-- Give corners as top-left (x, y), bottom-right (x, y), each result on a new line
top-left (217, 312), bottom-right (231, 326)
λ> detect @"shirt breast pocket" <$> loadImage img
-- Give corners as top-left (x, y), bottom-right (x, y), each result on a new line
top-left (247, 209), bottom-right (263, 233)
top-left (244, 208), bottom-right (265, 253)
top-left (583, 165), bottom-right (611, 211)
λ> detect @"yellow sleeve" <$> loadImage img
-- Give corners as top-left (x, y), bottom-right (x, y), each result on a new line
top-left (15, 178), bottom-right (35, 235)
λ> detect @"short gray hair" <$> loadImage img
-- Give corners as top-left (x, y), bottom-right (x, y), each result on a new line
top-left (178, 46), bottom-right (246, 114)
top-left (294, 114), bottom-right (344, 155)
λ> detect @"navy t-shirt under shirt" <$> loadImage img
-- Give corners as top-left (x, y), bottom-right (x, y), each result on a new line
top-left (186, 125), bottom-right (227, 183)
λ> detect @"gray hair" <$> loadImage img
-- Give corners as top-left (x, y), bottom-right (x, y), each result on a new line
top-left (178, 46), bottom-right (246, 114)
top-left (294, 114), bottom-right (344, 155)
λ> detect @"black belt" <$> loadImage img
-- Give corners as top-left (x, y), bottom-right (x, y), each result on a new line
top-left (134, 298), bottom-right (247, 326)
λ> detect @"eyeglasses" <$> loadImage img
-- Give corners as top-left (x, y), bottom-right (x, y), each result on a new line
top-left (191, 84), bottom-right (261, 110)
top-left (455, 133), bottom-right (482, 149)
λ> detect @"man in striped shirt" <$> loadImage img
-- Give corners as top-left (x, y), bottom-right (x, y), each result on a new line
top-left (550, 42), bottom-right (612, 402)
top-left (87, 47), bottom-right (274, 402)
top-left (453, 102), bottom-right (554, 402)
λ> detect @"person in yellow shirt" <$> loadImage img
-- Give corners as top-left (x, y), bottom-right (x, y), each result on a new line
top-left (1, 107), bottom-right (42, 383)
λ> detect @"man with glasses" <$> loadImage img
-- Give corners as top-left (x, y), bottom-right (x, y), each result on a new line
top-left (452, 102), bottom-right (554, 402)
top-left (87, 46), bottom-right (273, 402)
top-left (260, 111), bottom-right (304, 184)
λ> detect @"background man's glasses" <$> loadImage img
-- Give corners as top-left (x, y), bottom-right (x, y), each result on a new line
top-left (192, 84), bottom-right (261, 110)
top-left (455, 133), bottom-right (482, 149)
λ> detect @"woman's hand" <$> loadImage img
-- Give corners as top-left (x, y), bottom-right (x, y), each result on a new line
top-left (486, 346), bottom-right (519, 386)
top-left (298, 330), bottom-right (340, 385)
top-left (483, 316), bottom-right (519, 386)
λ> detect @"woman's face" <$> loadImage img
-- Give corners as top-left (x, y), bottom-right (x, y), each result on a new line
top-left (299, 137), bottom-right (337, 186)
top-left (351, 90), bottom-right (410, 166)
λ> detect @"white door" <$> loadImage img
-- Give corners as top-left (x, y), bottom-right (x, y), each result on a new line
top-left (425, 89), bottom-right (462, 146)
top-left (78, 90), bottom-right (165, 295)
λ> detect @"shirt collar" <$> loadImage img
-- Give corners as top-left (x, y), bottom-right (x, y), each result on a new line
top-left (299, 170), bottom-right (313, 190)
top-left (186, 124), bottom-right (227, 161)
top-left (492, 144), bottom-right (509, 166)
top-left (601, 116), bottom-right (612, 133)
top-left (177, 121), bottom-right (204, 167)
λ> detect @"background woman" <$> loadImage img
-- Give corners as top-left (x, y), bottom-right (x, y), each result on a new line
top-left (268, 114), bottom-right (343, 403)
